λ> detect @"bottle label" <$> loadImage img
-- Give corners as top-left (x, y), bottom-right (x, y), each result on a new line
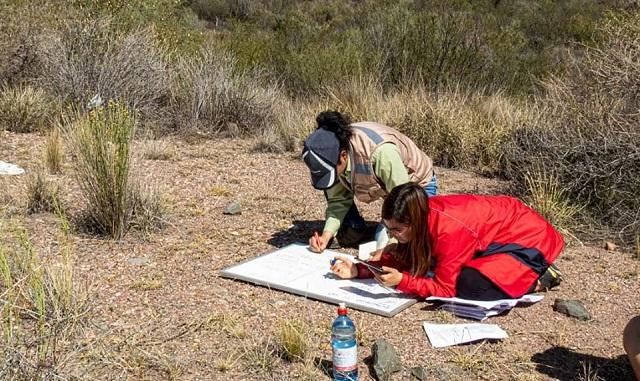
top-left (333, 345), bottom-right (357, 372)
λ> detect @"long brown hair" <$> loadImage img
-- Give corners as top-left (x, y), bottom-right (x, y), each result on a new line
top-left (381, 182), bottom-right (431, 276)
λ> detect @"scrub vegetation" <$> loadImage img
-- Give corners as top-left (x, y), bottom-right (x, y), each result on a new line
top-left (0, 0), bottom-right (639, 379)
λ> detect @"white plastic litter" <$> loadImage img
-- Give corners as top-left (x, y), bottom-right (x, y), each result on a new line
top-left (0, 161), bottom-right (25, 175)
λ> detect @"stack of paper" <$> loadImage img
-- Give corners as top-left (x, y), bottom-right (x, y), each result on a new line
top-left (423, 322), bottom-right (508, 348)
top-left (425, 294), bottom-right (544, 321)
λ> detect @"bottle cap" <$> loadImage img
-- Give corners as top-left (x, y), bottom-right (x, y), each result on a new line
top-left (338, 302), bottom-right (347, 315)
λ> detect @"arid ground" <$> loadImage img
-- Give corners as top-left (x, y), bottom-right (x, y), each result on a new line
top-left (1, 131), bottom-right (638, 380)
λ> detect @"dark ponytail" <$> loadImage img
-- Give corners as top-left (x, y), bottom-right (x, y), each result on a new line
top-left (316, 111), bottom-right (352, 151)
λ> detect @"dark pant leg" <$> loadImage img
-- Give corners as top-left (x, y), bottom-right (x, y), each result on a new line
top-left (456, 267), bottom-right (511, 301)
top-left (342, 202), bottom-right (366, 230)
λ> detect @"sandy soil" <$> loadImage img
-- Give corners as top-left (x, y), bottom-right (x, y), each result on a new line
top-left (1, 130), bottom-right (638, 380)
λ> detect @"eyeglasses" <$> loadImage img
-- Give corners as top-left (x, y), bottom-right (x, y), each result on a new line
top-left (381, 220), bottom-right (410, 235)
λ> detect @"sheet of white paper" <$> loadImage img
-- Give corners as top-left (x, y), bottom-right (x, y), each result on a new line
top-left (220, 243), bottom-right (417, 317)
top-left (0, 161), bottom-right (25, 175)
top-left (425, 294), bottom-right (544, 310)
top-left (358, 241), bottom-right (377, 261)
top-left (423, 322), bottom-right (508, 348)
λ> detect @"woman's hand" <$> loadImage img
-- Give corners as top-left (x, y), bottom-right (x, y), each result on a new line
top-left (330, 256), bottom-right (358, 279)
top-left (376, 266), bottom-right (403, 287)
top-left (308, 231), bottom-right (333, 253)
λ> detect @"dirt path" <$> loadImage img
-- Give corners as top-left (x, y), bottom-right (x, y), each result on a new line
top-left (1, 131), bottom-right (638, 380)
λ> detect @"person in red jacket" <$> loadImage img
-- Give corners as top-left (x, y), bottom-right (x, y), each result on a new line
top-left (330, 182), bottom-right (564, 300)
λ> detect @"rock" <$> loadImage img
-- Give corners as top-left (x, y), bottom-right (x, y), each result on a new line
top-left (372, 339), bottom-right (402, 381)
top-left (223, 200), bottom-right (241, 215)
top-left (604, 241), bottom-right (617, 251)
top-left (128, 257), bottom-right (149, 266)
top-left (553, 299), bottom-right (591, 321)
top-left (410, 366), bottom-right (428, 380)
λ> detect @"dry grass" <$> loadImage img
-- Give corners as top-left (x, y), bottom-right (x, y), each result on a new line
top-left (0, 223), bottom-right (89, 380)
top-left (524, 169), bottom-right (582, 234)
top-left (141, 138), bottom-right (174, 161)
top-left (25, 167), bottom-right (61, 214)
top-left (0, 85), bottom-right (52, 133)
top-left (44, 126), bottom-right (64, 174)
top-left (278, 319), bottom-right (310, 362)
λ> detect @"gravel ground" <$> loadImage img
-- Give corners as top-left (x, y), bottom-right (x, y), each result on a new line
top-left (1, 131), bottom-right (638, 380)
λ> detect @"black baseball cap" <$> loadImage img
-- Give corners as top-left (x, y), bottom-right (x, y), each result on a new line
top-left (302, 128), bottom-right (340, 190)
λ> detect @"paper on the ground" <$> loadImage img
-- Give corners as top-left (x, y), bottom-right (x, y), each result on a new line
top-left (423, 322), bottom-right (508, 348)
top-left (426, 294), bottom-right (544, 310)
top-left (358, 241), bottom-right (377, 261)
top-left (425, 294), bottom-right (544, 321)
top-left (0, 161), bottom-right (25, 175)
top-left (219, 243), bottom-right (417, 317)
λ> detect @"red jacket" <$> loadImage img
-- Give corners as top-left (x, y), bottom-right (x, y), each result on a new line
top-left (357, 194), bottom-right (564, 298)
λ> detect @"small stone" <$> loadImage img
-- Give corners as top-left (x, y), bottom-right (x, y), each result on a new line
top-left (127, 257), bottom-right (150, 266)
top-left (553, 299), bottom-right (591, 321)
top-left (372, 339), bottom-right (402, 381)
top-left (604, 241), bottom-right (617, 251)
top-left (410, 366), bottom-right (428, 380)
top-left (223, 200), bottom-right (242, 215)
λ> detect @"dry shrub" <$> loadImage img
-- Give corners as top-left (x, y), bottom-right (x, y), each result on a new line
top-left (171, 48), bottom-right (280, 136)
top-left (0, 85), bottom-right (53, 133)
top-left (0, 5), bottom-right (40, 86)
top-left (38, 18), bottom-right (170, 127)
top-left (506, 13), bottom-right (640, 244)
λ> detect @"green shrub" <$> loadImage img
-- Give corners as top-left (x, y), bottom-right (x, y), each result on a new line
top-left (0, 85), bottom-right (52, 133)
top-left (505, 12), bottom-right (640, 244)
top-left (171, 48), bottom-right (280, 135)
top-left (63, 102), bottom-right (137, 239)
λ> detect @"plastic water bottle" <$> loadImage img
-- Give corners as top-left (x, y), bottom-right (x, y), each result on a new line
top-left (331, 303), bottom-right (358, 381)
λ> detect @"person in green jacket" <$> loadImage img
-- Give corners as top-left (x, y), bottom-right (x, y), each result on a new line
top-left (302, 111), bottom-right (437, 253)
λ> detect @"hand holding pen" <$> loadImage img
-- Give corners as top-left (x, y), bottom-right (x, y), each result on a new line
top-left (308, 231), bottom-right (332, 253)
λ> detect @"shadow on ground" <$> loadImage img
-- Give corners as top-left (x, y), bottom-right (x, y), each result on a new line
top-left (532, 346), bottom-right (633, 381)
top-left (267, 219), bottom-right (324, 248)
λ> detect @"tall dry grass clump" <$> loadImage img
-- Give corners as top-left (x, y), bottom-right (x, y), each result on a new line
top-left (387, 86), bottom-right (538, 173)
top-left (45, 127), bottom-right (64, 173)
top-left (63, 102), bottom-right (136, 239)
top-left (506, 13), bottom-right (640, 244)
top-left (171, 48), bottom-right (280, 136)
top-left (0, 85), bottom-right (53, 133)
top-left (38, 18), bottom-right (169, 127)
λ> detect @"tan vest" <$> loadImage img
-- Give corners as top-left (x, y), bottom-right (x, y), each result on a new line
top-left (339, 122), bottom-right (433, 203)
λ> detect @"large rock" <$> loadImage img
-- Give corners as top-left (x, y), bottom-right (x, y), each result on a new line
top-left (372, 339), bottom-right (402, 381)
top-left (553, 299), bottom-right (591, 321)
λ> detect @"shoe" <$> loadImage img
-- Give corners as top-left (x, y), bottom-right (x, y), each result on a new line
top-left (538, 264), bottom-right (563, 291)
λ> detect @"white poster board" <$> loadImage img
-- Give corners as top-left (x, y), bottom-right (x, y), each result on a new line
top-left (220, 243), bottom-right (417, 317)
